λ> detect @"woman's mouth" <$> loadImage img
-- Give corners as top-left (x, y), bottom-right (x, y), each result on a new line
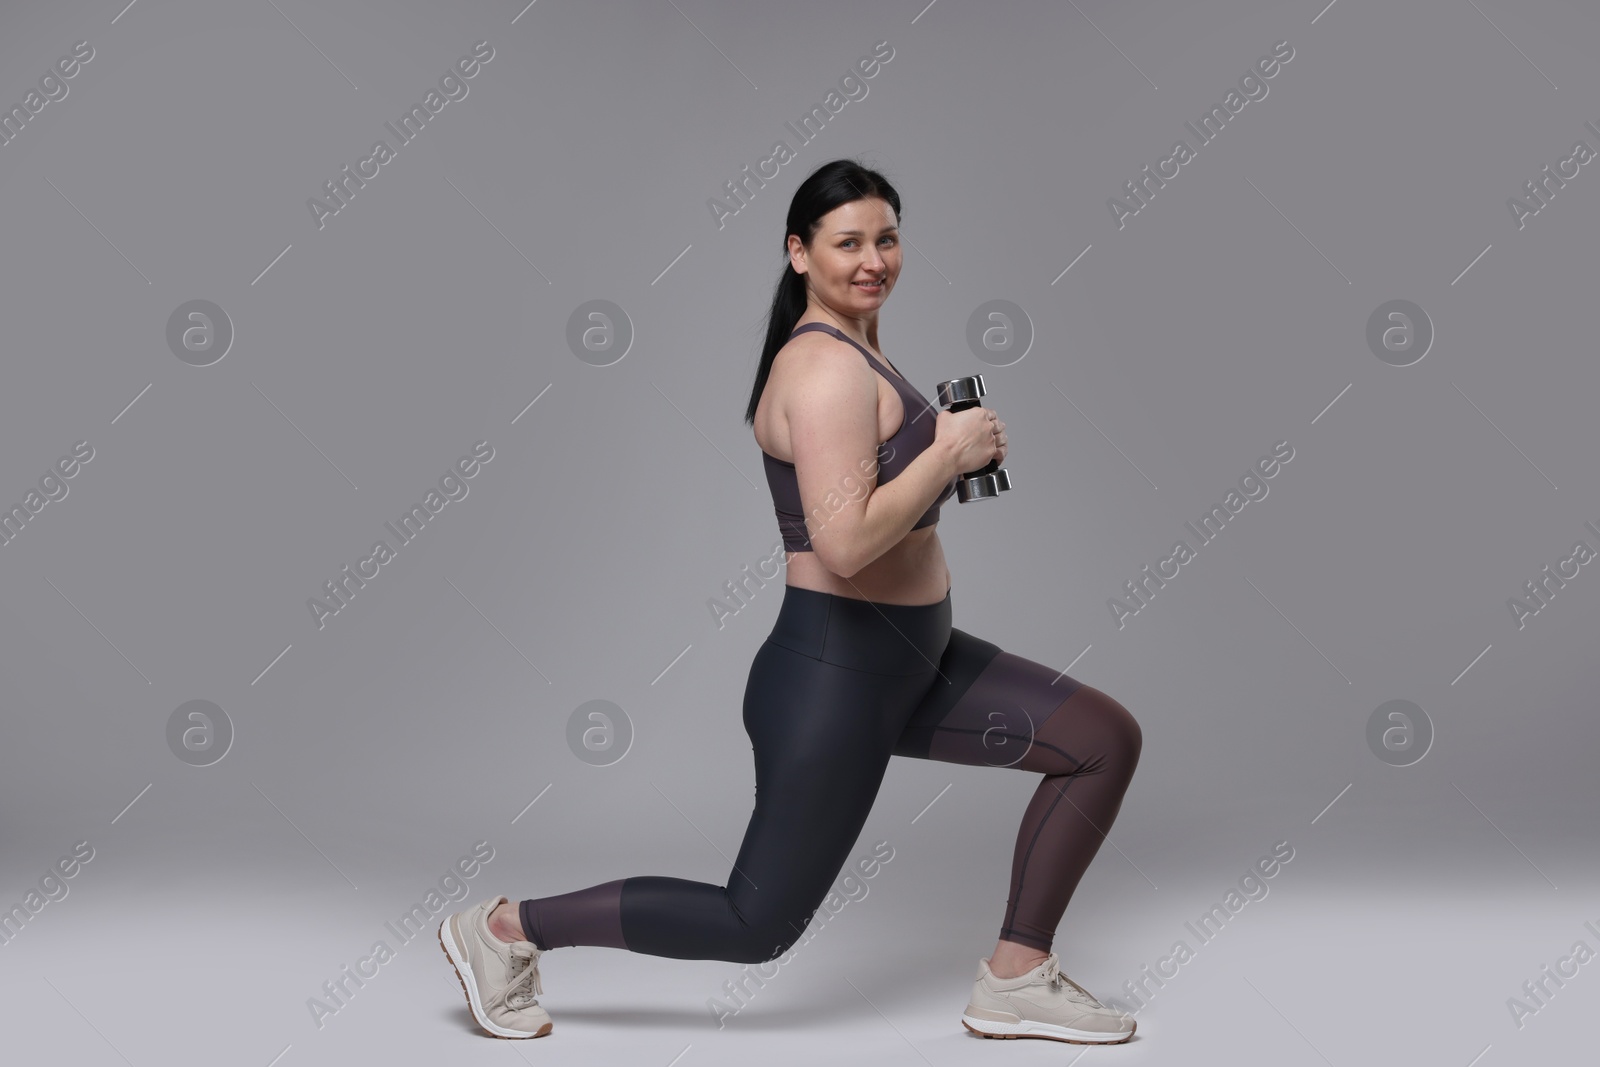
top-left (853, 279), bottom-right (884, 292)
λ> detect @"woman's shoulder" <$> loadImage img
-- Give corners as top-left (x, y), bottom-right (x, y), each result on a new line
top-left (775, 322), bottom-right (869, 374)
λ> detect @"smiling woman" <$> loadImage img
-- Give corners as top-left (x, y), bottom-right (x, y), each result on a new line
top-left (439, 159), bottom-right (1143, 1048)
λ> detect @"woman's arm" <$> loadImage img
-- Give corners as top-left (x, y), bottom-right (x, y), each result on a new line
top-left (786, 347), bottom-right (958, 579)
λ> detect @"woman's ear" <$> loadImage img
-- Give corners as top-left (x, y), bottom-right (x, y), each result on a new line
top-left (787, 235), bottom-right (808, 275)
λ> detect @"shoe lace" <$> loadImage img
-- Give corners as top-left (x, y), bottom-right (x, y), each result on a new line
top-left (1039, 956), bottom-right (1099, 1007)
top-left (492, 943), bottom-right (544, 1011)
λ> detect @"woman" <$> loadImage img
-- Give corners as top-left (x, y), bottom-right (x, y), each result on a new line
top-left (439, 159), bottom-right (1143, 1045)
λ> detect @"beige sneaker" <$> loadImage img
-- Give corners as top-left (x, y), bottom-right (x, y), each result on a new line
top-left (961, 952), bottom-right (1136, 1044)
top-left (438, 895), bottom-right (553, 1039)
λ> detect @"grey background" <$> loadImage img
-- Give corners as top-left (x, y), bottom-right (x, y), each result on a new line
top-left (2, 0), bottom-right (1597, 1063)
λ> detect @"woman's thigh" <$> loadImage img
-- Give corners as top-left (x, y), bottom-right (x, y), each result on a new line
top-left (729, 640), bottom-right (934, 949)
top-left (893, 627), bottom-right (1141, 776)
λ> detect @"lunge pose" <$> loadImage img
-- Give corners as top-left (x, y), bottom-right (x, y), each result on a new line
top-left (440, 159), bottom-right (1143, 1045)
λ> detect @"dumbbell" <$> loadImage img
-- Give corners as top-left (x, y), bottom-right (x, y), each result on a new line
top-left (935, 373), bottom-right (1013, 503)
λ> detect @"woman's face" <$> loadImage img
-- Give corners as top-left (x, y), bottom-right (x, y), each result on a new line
top-left (791, 197), bottom-right (901, 313)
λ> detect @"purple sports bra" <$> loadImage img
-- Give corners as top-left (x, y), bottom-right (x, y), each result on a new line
top-left (760, 322), bottom-right (957, 553)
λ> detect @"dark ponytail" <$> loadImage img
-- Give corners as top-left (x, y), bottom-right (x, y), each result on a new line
top-left (743, 159), bottom-right (902, 426)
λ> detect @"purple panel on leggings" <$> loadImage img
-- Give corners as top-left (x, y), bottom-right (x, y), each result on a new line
top-left (519, 879), bottom-right (628, 951)
top-left (925, 650), bottom-right (1083, 767)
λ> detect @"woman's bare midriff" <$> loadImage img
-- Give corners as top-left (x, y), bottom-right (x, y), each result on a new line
top-left (783, 525), bottom-right (951, 606)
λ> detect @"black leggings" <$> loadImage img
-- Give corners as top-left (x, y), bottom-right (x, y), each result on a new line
top-left (520, 584), bottom-right (1142, 963)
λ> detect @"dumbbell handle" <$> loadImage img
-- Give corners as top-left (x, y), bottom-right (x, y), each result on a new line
top-left (944, 396), bottom-right (1002, 480)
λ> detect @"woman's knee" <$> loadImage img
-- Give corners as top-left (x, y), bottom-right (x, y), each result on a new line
top-left (727, 914), bottom-right (804, 965)
top-left (1099, 688), bottom-right (1143, 766)
top-left (1033, 686), bottom-right (1142, 778)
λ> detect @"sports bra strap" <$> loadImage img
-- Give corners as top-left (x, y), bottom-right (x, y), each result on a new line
top-left (788, 323), bottom-right (902, 381)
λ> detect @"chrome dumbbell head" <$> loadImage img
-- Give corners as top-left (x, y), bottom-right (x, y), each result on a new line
top-left (935, 374), bottom-right (987, 408)
top-left (955, 466), bottom-right (1012, 503)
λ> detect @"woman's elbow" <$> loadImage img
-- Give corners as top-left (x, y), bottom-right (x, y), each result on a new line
top-left (811, 530), bottom-right (863, 579)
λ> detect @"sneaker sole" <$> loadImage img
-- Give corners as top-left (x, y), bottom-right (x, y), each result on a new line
top-left (437, 915), bottom-right (553, 1039)
top-left (961, 1012), bottom-right (1135, 1044)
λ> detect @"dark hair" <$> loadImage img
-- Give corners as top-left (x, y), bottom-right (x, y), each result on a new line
top-left (743, 159), bottom-right (902, 426)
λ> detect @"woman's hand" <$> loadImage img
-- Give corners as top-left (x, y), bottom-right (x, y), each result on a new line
top-left (935, 406), bottom-right (1006, 475)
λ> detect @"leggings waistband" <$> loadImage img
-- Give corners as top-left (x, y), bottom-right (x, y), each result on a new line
top-left (766, 583), bottom-right (952, 675)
